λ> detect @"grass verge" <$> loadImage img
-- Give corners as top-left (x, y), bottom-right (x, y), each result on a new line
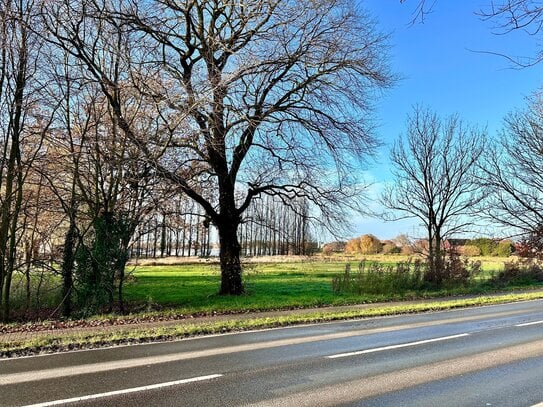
top-left (3, 291), bottom-right (543, 358)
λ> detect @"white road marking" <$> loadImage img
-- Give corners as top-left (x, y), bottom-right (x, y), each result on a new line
top-left (21, 374), bottom-right (223, 407)
top-left (0, 307), bottom-right (531, 363)
top-left (0, 320), bottom-right (487, 385)
top-left (531, 403), bottom-right (543, 407)
top-left (326, 333), bottom-right (470, 359)
top-left (1, 310), bottom-right (537, 386)
top-left (516, 320), bottom-right (543, 327)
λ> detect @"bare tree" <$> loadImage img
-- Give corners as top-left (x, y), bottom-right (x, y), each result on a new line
top-left (480, 90), bottom-right (543, 238)
top-left (0, 0), bottom-right (51, 322)
top-left (381, 107), bottom-right (485, 285)
top-left (41, 0), bottom-right (393, 295)
top-left (36, 36), bottom-right (164, 315)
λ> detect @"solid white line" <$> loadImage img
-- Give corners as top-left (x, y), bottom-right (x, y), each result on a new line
top-left (327, 333), bottom-right (470, 359)
top-left (531, 403), bottom-right (543, 407)
top-left (21, 374), bottom-right (223, 407)
top-left (516, 320), bottom-right (543, 327)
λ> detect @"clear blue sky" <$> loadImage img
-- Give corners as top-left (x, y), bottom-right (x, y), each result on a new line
top-left (351, 1), bottom-right (543, 240)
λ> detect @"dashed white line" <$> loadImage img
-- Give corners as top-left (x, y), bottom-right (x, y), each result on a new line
top-left (326, 333), bottom-right (470, 359)
top-left (516, 320), bottom-right (543, 327)
top-left (21, 374), bottom-right (223, 407)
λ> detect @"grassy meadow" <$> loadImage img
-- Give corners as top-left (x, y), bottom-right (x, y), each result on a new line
top-left (121, 254), bottom-right (521, 315)
top-left (8, 254), bottom-right (540, 319)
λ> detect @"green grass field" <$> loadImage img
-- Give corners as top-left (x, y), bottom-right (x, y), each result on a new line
top-left (8, 254), bottom-right (538, 319)
top-left (122, 255), bottom-right (524, 315)
top-left (4, 255), bottom-right (542, 354)
top-left (123, 261), bottom-right (351, 313)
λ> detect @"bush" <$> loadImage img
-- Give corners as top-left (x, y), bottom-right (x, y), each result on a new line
top-left (322, 241), bottom-right (346, 255)
top-left (491, 260), bottom-right (543, 286)
top-left (332, 258), bottom-right (427, 295)
top-left (74, 212), bottom-right (130, 316)
top-left (470, 238), bottom-right (497, 256)
top-left (493, 241), bottom-right (514, 257)
top-left (332, 250), bottom-right (483, 295)
top-left (460, 245), bottom-right (481, 257)
top-left (382, 243), bottom-right (401, 255)
top-left (440, 250), bottom-right (481, 287)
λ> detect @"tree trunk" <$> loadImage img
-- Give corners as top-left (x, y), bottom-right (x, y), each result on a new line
top-left (217, 220), bottom-right (244, 295)
top-left (434, 231), bottom-right (443, 287)
top-left (426, 225), bottom-right (437, 286)
top-left (117, 231), bottom-right (132, 315)
top-left (61, 216), bottom-right (77, 317)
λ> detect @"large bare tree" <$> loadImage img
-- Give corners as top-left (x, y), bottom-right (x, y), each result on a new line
top-left (42, 0), bottom-right (393, 295)
top-left (480, 91), bottom-right (543, 237)
top-left (381, 107), bottom-right (486, 285)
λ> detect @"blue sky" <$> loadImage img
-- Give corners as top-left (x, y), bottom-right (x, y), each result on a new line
top-left (351, 1), bottom-right (543, 240)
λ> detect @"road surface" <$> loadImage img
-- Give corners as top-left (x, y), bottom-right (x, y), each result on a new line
top-left (1, 299), bottom-right (542, 406)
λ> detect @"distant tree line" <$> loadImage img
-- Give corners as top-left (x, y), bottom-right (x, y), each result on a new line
top-left (324, 235), bottom-right (515, 258)
top-left (239, 196), bottom-right (316, 257)
top-left (129, 195), bottom-right (316, 259)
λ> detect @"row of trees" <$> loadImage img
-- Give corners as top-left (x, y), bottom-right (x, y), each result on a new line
top-left (238, 196), bottom-right (315, 257)
top-left (130, 195), bottom-right (315, 259)
top-left (325, 235), bottom-right (515, 258)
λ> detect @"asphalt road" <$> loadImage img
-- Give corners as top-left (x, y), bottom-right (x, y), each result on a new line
top-left (1, 299), bottom-right (542, 406)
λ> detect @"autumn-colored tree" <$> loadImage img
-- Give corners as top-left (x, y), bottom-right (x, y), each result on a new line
top-left (345, 234), bottom-right (382, 254)
top-left (345, 238), bottom-right (360, 254)
top-left (359, 234), bottom-right (383, 255)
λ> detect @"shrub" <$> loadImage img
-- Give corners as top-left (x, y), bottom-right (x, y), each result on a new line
top-left (493, 240), bottom-right (514, 257)
top-left (382, 243), bottom-right (401, 255)
top-left (491, 260), bottom-right (543, 286)
top-left (322, 241), bottom-right (346, 255)
top-left (440, 250), bottom-right (481, 287)
top-left (460, 245), bottom-right (481, 257)
top-left (332, 258), bottom-right (427, 295)
top-left (470, 238), bottom-right (498, 256)
top-left (332, 251), bottom-right (481, 293)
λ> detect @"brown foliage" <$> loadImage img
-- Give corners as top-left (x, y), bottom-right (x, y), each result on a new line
top-left (345, 234), bottom-right (382, 254)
